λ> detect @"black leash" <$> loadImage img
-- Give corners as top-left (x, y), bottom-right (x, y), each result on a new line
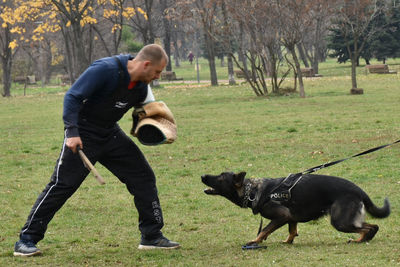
top-left (301, 139), bottom-right (400, 175)
top-left (252, 139), bottom-right (400, 247)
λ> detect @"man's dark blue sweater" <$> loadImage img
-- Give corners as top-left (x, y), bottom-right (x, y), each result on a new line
top-left (63, 54), bottom-right (154, 138)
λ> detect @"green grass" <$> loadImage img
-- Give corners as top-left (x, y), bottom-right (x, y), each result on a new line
top-left (1, 60), bottom-right (400, 266)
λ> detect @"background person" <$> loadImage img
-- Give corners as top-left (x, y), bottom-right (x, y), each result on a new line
top-left (188, 51), bottom-right (194, 64)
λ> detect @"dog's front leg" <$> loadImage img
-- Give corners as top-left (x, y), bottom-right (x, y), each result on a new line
top-left (283, 222), bottom-right (298, 244)
top-left (246, 220), bottom-right (287, 245)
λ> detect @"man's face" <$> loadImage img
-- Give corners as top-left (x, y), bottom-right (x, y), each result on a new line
top-left (142, 59), bottom-right (166, 84)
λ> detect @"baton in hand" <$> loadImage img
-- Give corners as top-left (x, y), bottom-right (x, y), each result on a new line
top-left (77, 147), bottom-right (105, 185)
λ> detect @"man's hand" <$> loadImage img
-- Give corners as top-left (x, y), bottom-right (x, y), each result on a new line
top-left (66, 137), bottom-right (83, 153)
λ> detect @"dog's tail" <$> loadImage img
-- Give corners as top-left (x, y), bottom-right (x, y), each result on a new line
top-left (364, 196), bottom-right (391, 218)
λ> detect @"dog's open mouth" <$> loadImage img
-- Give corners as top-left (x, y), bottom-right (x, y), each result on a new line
top-left (204, 188), bottom-right (218, 195)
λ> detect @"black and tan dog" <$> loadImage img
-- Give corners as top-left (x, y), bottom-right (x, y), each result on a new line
top-left (201, 171), bottom-right (390, 245)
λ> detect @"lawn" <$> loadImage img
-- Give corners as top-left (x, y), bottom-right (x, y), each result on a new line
top-left (0, 59), bottom-right (399, 266)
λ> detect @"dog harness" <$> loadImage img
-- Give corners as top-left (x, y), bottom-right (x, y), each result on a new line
top-left (269, 173), bottom-right (303, 202)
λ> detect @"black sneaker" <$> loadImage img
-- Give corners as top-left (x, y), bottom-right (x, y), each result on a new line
top-left (13, 240), bottom-right (41, 257)
top-left (138, 236), bottom-right (180, 250)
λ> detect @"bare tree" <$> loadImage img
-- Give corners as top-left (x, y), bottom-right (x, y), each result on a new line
top-left (161, 0), bottom-right (172, 71)
top-left (220, 0), bottom-right (235, 85)
top-left (126, 0), bottom-right (159, 44)
top-left (334, 0), bottom-right (386, 94)
top-left (172, 0), bottom-right (219, 85)
top-left (227, 0), bottom-right (290, 95)
top-left (275, 0), bottom-right (316, 98)
top-left (195, 0), bottom-right (219, 85)
top-left (304, 0), bottom-right (336, 74)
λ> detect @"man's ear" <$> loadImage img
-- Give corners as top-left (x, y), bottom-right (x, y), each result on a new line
top-left (143, 60), bottom-right (151, 68)
top-left (234, 172), bottom-right (246, 187)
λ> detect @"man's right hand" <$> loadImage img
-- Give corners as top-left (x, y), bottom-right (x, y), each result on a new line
top-left (66, 137), bottom-right (83, 153)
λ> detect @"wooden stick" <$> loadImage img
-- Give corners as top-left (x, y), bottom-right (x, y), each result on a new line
top-left (78, 148), bottom-right (105, 185)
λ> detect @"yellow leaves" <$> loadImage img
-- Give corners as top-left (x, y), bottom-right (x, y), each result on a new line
top-left (137, 7), bottom-right (148, 20)
top-left (50, 42), bottom-right (64, 65)
top-left (111, 24), bottom-right (121, 33)
top-left (104, 9), bottom-right (119, 19)
top-left (33, 22), bottom-right (60, 34)
top-left (10, 26), bottom-right (23, 34)
top-left (122, 7), bottom-right (136, 19)
top-left (80, 16), bottom-right (97, 27)
top-left (8, 39), bottom-right (18, 50)
top-left (1, 0), bottom-right (151, 48)
top-left (105, 6), bottom-right (147, 20)
top-left (33, 24), bottom-right (45, 34)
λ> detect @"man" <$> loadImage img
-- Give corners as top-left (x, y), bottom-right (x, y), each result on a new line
top-left (14, 44), bottom-right (180, 257)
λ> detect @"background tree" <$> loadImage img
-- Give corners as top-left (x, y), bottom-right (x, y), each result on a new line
top-left (301, 0), bottom-right (335, 74)
top-left (276, 0), bottom-right (316, 98)
top-left (332, 0), bottom-right (387, 94)
top-left (220, 0), bottom-right (235, 85)
top-left (0, 3), bottom-right (15, 97)
top-left (172, 0), bottom-right (220, 86)
top-left (125, 0), bottom-right (158, 45)
top-left (369, 2), bottom-right (400, 62)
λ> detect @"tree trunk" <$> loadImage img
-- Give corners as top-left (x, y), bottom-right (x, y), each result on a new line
top-left (227, 53), bottom-right (235, 85)
top-left (173, 40), bottom-right (180, 67)
top-left (1, 54), bottom-right (12, 97)
top-left (72, 22), bottom-right (89, 78)
top-left (45, 41), bottom-right (53, 84)
top-left (238, 22), bottom-right (248, 75)
top-left (204, 33), bottom-right (218, 86)
top-left (349, 40), bottom-right (363, 94)
top-left (221, 1), bottom-right (235, 85)
top-left (1, 27), bottom-right (12, 97)
top-left (290, 47), bottom-right (305, 98)
top-left (351, 57), bottom-right (358, 89)
top-left (350, 56), bottom-right (363, 94)
top-left (297, 43), bottom-right (309, 67)
top-left (161, 0), bottom-right (172, 71)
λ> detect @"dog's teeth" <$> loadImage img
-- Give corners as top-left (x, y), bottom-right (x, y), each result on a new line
top-left (204, 188), bottom-right (215, 194)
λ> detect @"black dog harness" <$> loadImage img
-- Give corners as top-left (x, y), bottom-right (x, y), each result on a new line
top-left (269, 173), bottom-right (303, 202)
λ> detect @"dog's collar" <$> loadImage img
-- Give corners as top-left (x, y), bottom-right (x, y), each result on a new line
top-left (242, 182), bottom-right (256, 208)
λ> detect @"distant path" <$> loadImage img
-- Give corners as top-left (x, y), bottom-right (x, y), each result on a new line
top-left (158, 79), bottom-right (244, 85)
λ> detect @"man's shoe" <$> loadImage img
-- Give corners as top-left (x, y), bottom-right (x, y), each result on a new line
top-left (138, 236), bottom-right (180, 250)
top-left (13, 240), bottom-right (41, 257)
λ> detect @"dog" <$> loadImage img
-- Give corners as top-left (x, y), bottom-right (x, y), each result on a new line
top-left (201, 171), bottom-right (390, 245)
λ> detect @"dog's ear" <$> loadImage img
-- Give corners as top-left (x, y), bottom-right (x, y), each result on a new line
top-left (234, 172), bottom-right (246, 187)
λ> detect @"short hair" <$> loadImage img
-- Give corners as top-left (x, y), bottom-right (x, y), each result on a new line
top-left (135, 44), bottom-right (168, 65)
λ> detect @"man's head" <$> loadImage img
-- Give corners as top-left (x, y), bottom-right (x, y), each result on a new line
top-left (131, 44), bottom-right (168, 83)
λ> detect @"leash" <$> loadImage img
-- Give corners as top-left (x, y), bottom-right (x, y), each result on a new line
top-left (253, 139), bottom-right (400, 244)
top-left (301, 139), bottom-right (400, 175)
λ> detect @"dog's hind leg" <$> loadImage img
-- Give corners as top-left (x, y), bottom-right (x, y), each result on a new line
top-left (330, 196), bottom-right (379, 243)
top-left (284, 222), bottom-right (298, 244)
top-left (246, 220), bottom-right (287, 245)
top-left (348, 223), bottom-right (379, 243)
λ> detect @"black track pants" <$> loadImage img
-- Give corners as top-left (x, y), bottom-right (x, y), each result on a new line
top-left (19, 125), bottom-right (164, 243)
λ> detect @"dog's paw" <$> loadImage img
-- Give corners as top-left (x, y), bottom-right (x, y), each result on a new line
top-left (246, 240), bottom-right (259, 246)
top-left (283, 239), bottom-right (294, 244)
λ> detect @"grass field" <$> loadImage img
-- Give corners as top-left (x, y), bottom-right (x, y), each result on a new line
top-left (1, 58), bottom-right (400, 266)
